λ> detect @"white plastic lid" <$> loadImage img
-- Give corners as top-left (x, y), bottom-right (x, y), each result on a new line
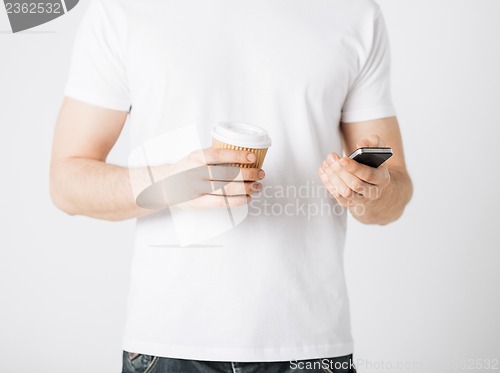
top-left (211, 121), bottom-right (272, 149)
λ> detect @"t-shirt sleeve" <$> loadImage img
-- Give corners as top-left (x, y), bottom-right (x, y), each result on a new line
top-left (64, 0), bottom-right (131, 112)
top-left (341, 8), bottom-right (396, 123)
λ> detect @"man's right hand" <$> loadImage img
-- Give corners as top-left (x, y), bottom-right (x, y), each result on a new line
top-left (51, 98), bottom-right (266, 221)
top-left (136, 148), bottom-right (265, 209)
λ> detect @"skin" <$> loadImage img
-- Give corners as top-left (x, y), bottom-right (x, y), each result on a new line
top-left (318, 116), bottom-right (413, 225)
top-left (51, 98), bottom-right (412, 224)
top-left (50, 98), bottom-right (263, 221)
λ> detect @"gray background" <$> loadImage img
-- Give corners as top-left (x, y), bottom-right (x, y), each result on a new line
top-left (1, 1), bottom-right (499, 372)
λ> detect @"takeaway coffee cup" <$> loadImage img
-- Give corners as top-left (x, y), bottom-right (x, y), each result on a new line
top-left (211, 121), bottom-right (272, 168)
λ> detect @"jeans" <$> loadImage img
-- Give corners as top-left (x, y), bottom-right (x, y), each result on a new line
top-left (122, 351), bottom-right (357, 373)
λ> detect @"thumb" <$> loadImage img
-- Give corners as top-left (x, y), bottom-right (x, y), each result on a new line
top-left (357, 134), bottom-right (384, 148)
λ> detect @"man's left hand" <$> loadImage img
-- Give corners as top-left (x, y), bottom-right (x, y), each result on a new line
top-left (318, 135), bottom-right (391, 208)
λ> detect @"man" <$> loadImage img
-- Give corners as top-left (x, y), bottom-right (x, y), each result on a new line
top-left (50, 0), bottom-right (412, 372)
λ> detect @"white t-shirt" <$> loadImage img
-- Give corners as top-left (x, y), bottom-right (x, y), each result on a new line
top-left (65, 0), bottom-right (396, 362)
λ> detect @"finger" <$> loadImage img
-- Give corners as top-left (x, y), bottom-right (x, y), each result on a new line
top-left (338, 157), bottom-right (388, 187)
top-left (318, 173), bottom-right (353, 207)
top-left (326, 152), bottom-right (341, 165)
top-left (136, 166), bottom-right (214, 208)
top-left (327, 182), bottom-right (365, 204)
top-left (201, 148), bottom-right (257, 165)
top-left (211, 181), bottom-right (262, 196)
top-left (209, 166), bottom-right (265, 182)
top-left (334, 193), bottom-right (354, 207)
top-left (317, 168), bottom-right (342, 202)
top-left (180, 194), bottom-right (250, 209)
top-left (336, 168), bottom-right (376, 198)
top-left (319, 162), bottom-right (353, 200)
top-left (356, 134), bottom-right (386, 149)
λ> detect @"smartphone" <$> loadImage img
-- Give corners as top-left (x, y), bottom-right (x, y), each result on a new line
top-left (348, 147), bottom-right (393, 168)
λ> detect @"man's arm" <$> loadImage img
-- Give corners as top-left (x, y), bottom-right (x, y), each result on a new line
top-left (50, 97), bottom-right (155, 221)
top-left (50, 98), bottom-right (263, 221)
top-left (318, 116), bottom-right (413, 225)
